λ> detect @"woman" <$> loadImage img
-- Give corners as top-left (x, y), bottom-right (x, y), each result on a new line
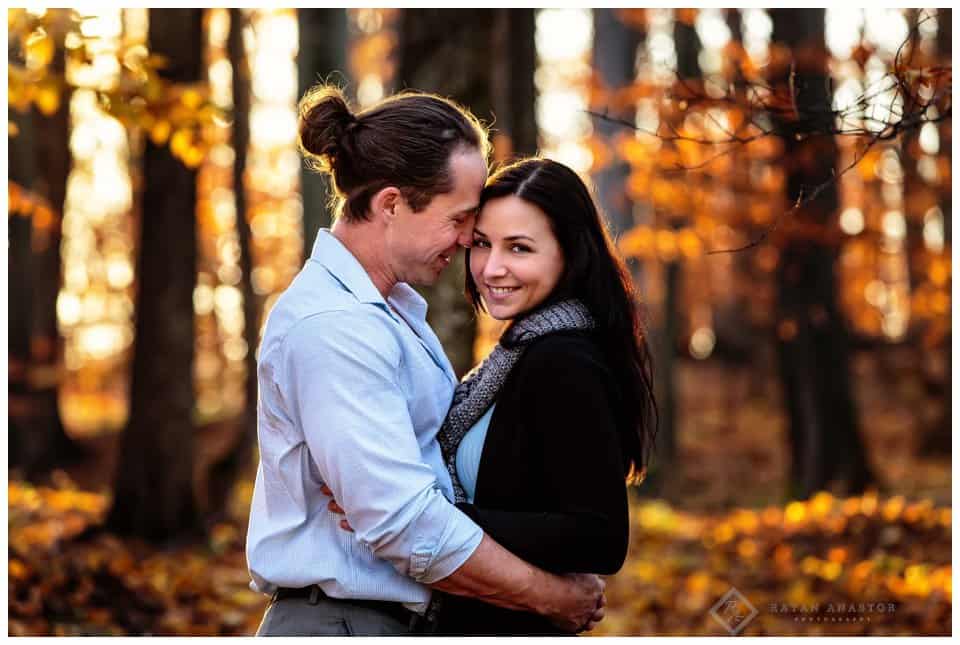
top-left (433, 157), bottom-right (658, 635)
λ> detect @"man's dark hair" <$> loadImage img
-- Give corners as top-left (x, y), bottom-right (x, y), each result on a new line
top-left (298, 85), bottom-right (490, 221)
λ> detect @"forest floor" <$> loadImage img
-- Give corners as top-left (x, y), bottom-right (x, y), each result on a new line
top-left (8, 346), bottom-right (952, 636)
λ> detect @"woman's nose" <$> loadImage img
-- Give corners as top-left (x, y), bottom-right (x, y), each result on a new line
top-left (483, 250), bottom-right (508, 278)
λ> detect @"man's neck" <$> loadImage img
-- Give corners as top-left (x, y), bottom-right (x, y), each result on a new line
top-left (331, 218), bottom-right (397, 299)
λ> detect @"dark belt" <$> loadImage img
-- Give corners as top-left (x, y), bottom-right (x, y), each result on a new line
top-left (273, 585), bottom-right (434, 633)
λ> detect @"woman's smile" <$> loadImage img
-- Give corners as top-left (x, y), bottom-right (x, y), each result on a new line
top-left (486, 284), bottom-right (520, 298)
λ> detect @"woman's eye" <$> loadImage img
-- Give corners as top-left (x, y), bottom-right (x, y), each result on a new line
top-left (511, 244), bottom-right (531, 253)
top-left (472, 239), bottom-right (490, 248)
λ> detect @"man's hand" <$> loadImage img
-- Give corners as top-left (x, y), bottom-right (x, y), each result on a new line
top-left (320, 484), bottom-right (353, 532)
top-left (585, 586), bottom-right (606, 631)
top-left (543, 572), bottom-right (606, 632)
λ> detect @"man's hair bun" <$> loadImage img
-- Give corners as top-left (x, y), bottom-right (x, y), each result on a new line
top-left (298, 85), bottom-right (357, 170)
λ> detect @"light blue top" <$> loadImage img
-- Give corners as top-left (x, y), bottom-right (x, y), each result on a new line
top-left (246, 229), bottom-right (484, 614)
top-left (455, 404), bottom-right (496, 503)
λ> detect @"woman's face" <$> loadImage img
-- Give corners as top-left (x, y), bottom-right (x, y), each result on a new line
top-left (470, 195), bottom-right (565, 320)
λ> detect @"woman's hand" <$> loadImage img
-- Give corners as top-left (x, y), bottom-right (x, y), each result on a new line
top-left (320, 484), bottom-right (353, 532)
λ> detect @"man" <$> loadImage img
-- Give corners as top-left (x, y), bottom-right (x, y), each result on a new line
top-left (246, 87), bottom-right (605, 636)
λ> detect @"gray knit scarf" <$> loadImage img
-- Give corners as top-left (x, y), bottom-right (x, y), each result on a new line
top-left (437, 298), bottom-right (595, 504)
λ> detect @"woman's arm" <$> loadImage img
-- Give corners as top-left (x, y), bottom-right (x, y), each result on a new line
top-left (458, 337), bottom-right (630, 574)
top-left (453, 504), bottom-right (626, 575)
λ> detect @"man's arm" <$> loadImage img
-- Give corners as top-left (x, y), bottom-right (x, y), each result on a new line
top-left (284, 311), bottom-right (602, 630)
top-left (430, 534), bottom-right (606, 632)
top-left (325, 487), bottom-right (604, 631)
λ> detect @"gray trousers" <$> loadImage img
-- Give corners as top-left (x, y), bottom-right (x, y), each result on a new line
top-left (256, 594), bottom-right (414, 636)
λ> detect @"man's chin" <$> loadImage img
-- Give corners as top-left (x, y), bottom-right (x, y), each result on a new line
top-left (408, 271), bottom-right (442, 288)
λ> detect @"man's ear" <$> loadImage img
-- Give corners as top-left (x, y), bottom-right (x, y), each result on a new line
top-left (370, 186), bottom-right (403, 222)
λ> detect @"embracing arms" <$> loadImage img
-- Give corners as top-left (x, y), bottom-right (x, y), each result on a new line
top-left (284, 312), bottom-right (603, 631)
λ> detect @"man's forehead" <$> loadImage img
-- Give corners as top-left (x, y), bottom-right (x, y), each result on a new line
top-left (449, 149), bottom-right (488, 181)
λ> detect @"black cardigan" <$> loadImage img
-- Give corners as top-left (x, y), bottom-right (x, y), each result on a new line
top-left (437, 331), bottom-right (631, 636)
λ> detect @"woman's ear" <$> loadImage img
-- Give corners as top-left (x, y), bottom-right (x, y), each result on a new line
top-left (370, 186), bottom-right (403, 222)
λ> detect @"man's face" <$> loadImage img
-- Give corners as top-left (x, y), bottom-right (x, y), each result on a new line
top-left (386, 148), bottom-right (488, 287)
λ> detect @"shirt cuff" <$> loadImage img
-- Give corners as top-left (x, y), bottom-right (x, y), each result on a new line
top-left (409, 500), bottom-right (484, 585)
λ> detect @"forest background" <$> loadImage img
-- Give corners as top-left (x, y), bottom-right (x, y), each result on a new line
top-left (7, 7), bottom-right (952, 636)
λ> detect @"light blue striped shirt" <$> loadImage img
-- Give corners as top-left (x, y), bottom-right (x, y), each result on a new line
top-left (246, 230), bottom-right (484, 614)
top-left (455, 404), bottom-right (496, 503)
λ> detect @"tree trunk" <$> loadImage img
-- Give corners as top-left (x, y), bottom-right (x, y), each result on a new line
top-left (645, 12), bottom-right (703, 494)
top-left (396, 9), bottom-right (501, 377)
top-left (919, 8), bottom-right (951, 456)
top-left (299, 9), bottom-right (348, 257)
top-left (936, 10), bottom-right (950, 252)
top-left (9, 106), bottom-right (36, 472)
top-left (9, 29), bottom-right (78, 478)
top-left (200, 8), bottom-right (261, 517)
top-left (770, 9), bottom-right (875, 499)
top-left (650, 260), bottom-right (681, 493)
top-left (939, 10), bottom-right (951, 248)
top-left (108, 8), bottom-right (204, 540)
top-left (491, 8), bottom-right (538, 159)
top-left (725, 8), bottom-right (743, 44)
top-left (592, 9), bottom-right (641, 236)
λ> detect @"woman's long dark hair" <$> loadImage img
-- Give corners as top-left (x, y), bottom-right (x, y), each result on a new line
top-left (465, 158), bottom-right (658, 483)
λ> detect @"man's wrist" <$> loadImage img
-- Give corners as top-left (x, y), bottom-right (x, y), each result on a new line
top-left (522, 568), bottom-right (561, 617)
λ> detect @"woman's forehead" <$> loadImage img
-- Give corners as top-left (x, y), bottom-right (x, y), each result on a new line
top-left (477, 197), bottom-right (554, 238)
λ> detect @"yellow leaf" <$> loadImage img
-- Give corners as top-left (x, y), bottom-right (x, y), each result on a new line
top-left (737, 538), bottom-right (758, 559)
top-left (183, 146), bottom-right (205, 168)
top-left (820, 561), bottom-right (842, 581)
top-left (785, 501), bottom-right (806, 524)
top-left (9, 558), bottom-right (30, 581)
top-left (9, 80), bottom-right (34, 112)
top-left (170, 128), bottom-right (192, 156)
top-left (25, 29), bottom-right (55, 68)
top-left (809, 491), bottom-right (834, 518)
top-left (34, 83), bottom-right (60, 116)
top-left (181, 88), bottom-right (203, 110)
top-left (33, 205), bottom-right (55, 231)
top-left (150, 120), bottom-right (171, 145)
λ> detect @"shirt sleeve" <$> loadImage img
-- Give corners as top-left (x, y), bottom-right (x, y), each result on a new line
top-left (280, 308), bottom-right (482, 584)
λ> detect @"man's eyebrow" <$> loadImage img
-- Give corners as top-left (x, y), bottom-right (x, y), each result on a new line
top-left (472, 227), bottom-right (488, 237)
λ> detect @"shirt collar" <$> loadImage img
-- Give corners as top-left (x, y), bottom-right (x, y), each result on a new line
top-left (309, 228), bottom-right (388, 306)
top-left (388, 282), bottom-right (429, 321)
top-left (309, 229), bottom-right (428, 323)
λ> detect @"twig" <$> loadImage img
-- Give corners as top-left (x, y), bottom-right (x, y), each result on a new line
top-left (585, 24), bottom-right (950, 255)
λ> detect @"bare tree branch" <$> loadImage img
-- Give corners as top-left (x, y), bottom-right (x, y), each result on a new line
top-left (587, 9), bottom-right (951, 255)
